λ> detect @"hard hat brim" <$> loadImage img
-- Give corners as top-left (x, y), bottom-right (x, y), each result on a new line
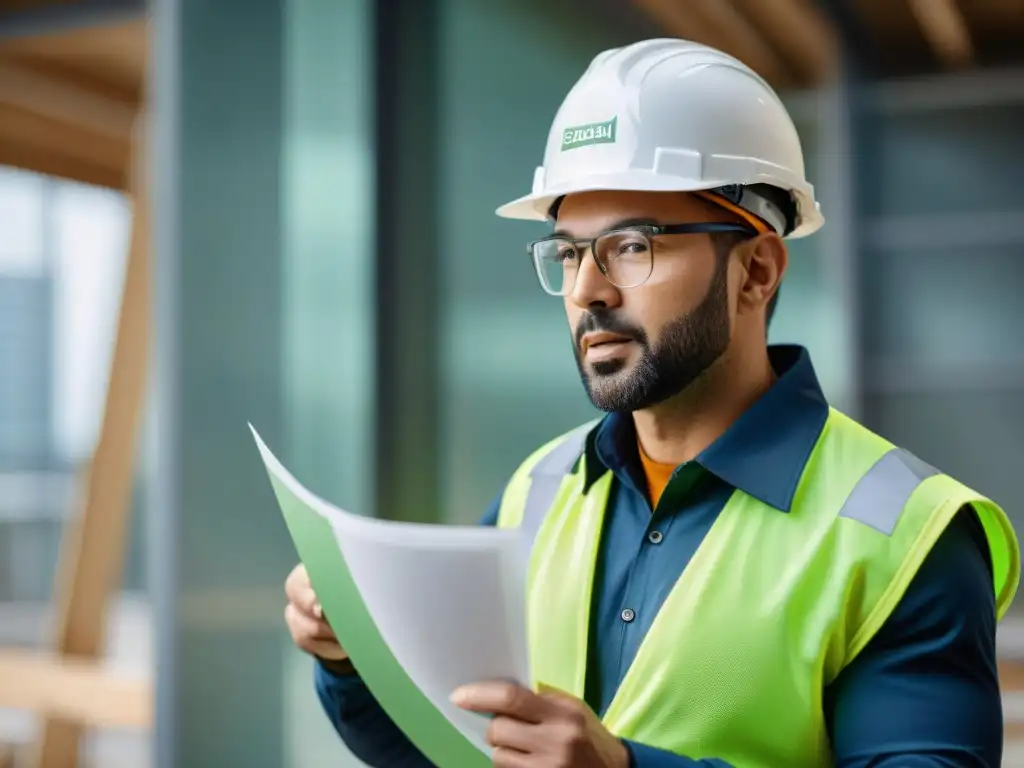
top-left (495, 169), bottom-right (824, 239)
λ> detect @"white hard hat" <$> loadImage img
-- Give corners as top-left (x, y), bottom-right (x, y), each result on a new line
top-left (495, 39), bottom-right (824, 239)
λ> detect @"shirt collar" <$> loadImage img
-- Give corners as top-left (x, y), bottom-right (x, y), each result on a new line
top-left (582, 344), bottom-right (829, 512)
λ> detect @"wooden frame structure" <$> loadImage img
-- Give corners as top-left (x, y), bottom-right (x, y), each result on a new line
top-left (0, 13), bottom-right (152, 768)
top-left (629, 0), bottom-right (1019, 86)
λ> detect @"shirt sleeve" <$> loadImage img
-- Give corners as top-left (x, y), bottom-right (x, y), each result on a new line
top-left (312, 489), bottom-right (504, 766)
top-left (313, 662), bottom-right (433, 767)
top-left (624, 740), bottom-right (734, 767)
top-left (624, 506), bottom-right (1003, 768)
top-left (825, 505), bottom-right (1003, 768)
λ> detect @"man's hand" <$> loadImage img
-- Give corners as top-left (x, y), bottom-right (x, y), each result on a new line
top-left (451, 681), bottom-right (629, 768)
top-left (284, 563), bottom-right (349, 661)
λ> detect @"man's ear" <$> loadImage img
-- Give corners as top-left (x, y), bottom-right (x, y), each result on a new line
top-left (736, 233), bottom-right (787, 319)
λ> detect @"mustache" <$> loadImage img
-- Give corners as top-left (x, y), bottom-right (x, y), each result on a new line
top-left (574, 310), bottom-right (645, 350)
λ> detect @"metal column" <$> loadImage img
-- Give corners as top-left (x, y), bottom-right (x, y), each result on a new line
top-left (818, 0), bottom-right (877, 421)
top-left (149, 1), bottom-right (292, 765)
top-left (373, 0), bottom-right (444, 525)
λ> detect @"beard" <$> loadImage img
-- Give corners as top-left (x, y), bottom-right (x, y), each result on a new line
top-left (572, 255), bottom-right (731, 413)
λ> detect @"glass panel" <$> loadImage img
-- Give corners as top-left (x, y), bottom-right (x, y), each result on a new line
top-left (281, 0), bottom-right (374, 765)
top-left (864, 243), bottom-right (1024, 370)
top-left (0, 166), bottom-right (44, 276)
top-left (769, 234), bottom-right (853, 408)
top-left (437, 0), bottom-right (641, 523)
top-left (0, 518), bottom-right (62, 603)
top-left (0, 171), bottom-right (141, 608)
top-left (0, 277), bottom-right (50, 466)
top-left (768, 115), bottom-right (855, 411)
top-left (868, 104), bottom-right (1024, 217)
top-left (149, 2), bottom-right (305, 764)
top-left (444, 300), bottom-right (598, 524)
top-left (282, 0), bottom-right (374, 518)
top-left (0, 171), bottom-right (54, 613)
top-left (51, 181), bottom-right (131, 463)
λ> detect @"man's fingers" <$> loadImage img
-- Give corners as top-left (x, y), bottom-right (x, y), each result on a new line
top-left (305, 638), bottom-right (349, 661)
top-left (486, 715), bottom-right (537, 752)
top-left (539, 687), bottom-right (586, 712)
top-left (450, 681), bottom-right (548, 723)
top-left (285, 572), bottom-right (321, 618)
top-left (491, 745), bottom-right (533, 768)
top-left (284, 563), bottom-right (346, 662)
top-left (286, 603), bottom-right (336, 641)
top-left (285, 603), bottom-right (339, 645)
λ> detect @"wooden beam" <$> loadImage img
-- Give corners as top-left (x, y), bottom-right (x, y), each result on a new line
top-left (0, 133), bottom-right (125, 189)
top-left (730, 0), bottom-right (839, 86)
top-left (907, 0), bottom-right (974, 69)
top-left (0, 61), bottom-right (133, 187)
top-left (632, 0), bottom-right (794, 88)
top-left (0, 60), bottom-right (135, 141)
top-left (0, 649), bottom-right (151, 730)
top-left (31, 114), bottom-right (149, 768)
top-left (0, 103), bottom-right (129, 188)
top-left (631, 0), bottom-right (719, 56)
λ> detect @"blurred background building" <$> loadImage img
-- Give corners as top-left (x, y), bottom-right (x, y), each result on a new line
top-left (0, 0), bottom-right (1022, 765)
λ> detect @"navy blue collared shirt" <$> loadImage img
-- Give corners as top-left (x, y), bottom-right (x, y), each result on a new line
top-left (314, 345), bottom-right (1004, 767)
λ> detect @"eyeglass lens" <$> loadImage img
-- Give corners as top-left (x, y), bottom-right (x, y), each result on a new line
top-left (532, 229), bottom-right (654, 295)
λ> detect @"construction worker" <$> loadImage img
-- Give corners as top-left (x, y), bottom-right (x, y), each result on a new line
top-left (285, 39), bottom-right (1020, 767)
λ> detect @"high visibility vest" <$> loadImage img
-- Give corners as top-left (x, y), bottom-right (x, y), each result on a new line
top-left (496, 408), bottom-right (1020, 767)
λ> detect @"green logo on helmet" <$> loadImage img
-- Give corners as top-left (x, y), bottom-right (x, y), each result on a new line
top-left (560, 117), bottom-right (617, 151)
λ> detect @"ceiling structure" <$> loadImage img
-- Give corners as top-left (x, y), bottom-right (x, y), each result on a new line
top-left (630, 0), bottom-right (1024, 90)
top-left (0, 0), bottom-right (1021, 191)
top-left (0, 5), bottom-right (143, 190)
top-left (856, 0), bottom-right (1024, 75)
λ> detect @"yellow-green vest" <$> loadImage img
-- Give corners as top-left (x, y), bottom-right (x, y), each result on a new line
top-left (496, 408), bottom-right (1020, 767)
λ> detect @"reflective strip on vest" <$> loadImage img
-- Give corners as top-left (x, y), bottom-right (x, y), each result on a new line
top-left (521, 426), bottom-right (590, 547)
top-left (520, 439), bottom-right (941, 548)
top-left (838, 447), bottom-right (939, 535)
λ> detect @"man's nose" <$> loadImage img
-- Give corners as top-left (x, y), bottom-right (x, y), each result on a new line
top-left (568, 248), bottom-right (622, 310)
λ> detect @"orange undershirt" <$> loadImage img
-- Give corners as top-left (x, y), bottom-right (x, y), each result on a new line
top-left (637, 438), bottom-right (678, 509)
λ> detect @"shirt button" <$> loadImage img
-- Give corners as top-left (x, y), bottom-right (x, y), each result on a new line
top-left (647, 530), bottom-right (664, 544)
top-left (620, 608), bottom-right (636, 623)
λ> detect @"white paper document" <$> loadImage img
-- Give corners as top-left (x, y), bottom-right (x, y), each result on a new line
top-left (252, 427), bottom-right (531, 757)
